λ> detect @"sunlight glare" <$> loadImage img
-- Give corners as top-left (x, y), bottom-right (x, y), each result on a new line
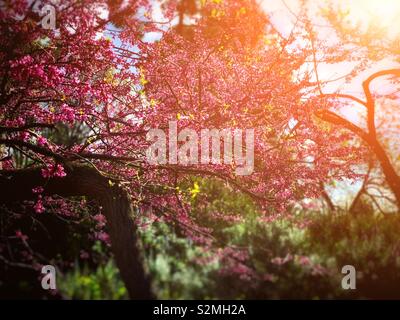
top-left (345, 0), bottom-right (400, 38)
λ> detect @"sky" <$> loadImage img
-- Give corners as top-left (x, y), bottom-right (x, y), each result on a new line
top-left (264, 0), bottom-right (400, 97)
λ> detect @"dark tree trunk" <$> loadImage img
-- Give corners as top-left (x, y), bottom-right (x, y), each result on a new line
top-left (369, 140), bottom-right (400, 206)
top-left (319, 182), bottom-right (335, 211)
top-left (0, 165), bottom-right (155, 299)
top-left (316, 109), bottom-right (400, 209)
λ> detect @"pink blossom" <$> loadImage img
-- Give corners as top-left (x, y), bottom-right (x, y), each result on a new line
top-left (41, 164), bottom-right (67, 178)
top-left (93, 213), bottom-right (107, 228)
top-left (19, 131), bottom-right (29, 141)
top-left (15, 230), bottom-right (28, 241)
top-left (37, 136), bottom-right (48, 147)
top-left (34, 199), bottom-right (45, 213)
top-left (60, 104), bottom-right (76, 123)
top-left (80, 250), bottom-right (90, 260)
top-left (297, 255), bottom-right (311, 266)
top-left (32, 186), bottom-right (44, 194)
top-left (263, 273), bottom-right (276, 282)
top-left (311, 264), bottom-right (328, 276)
top-left (271, 253), bottom-right (293, 266)
top-left (10, 55), bottom-right (33, 68)
top-left (95, 231), bottom-right (110, 244)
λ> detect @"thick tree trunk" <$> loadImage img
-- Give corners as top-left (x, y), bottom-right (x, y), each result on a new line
top-left (0, 165), bottom-right (155, 299)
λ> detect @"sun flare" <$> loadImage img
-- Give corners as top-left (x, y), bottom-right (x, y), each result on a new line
top-left (345, 0), bottom-right (400, 37)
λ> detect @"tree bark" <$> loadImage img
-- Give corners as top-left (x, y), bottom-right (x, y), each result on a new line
top-left (0, 165), bottom-right (155, 299)
top-left (316, 69), bottom-right (400, 210)
top-left (369, 140), bottom-right (400, 206)
top-left (316, 110), bottom-right (400, 208)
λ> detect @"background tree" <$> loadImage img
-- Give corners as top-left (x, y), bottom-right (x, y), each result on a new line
top-left (301, 1), bottom-right (400, 209)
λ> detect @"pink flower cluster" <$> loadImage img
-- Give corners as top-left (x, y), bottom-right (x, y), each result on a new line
top-left (41, 164), bottom-right (67, 178)
top-left (15, 230), bottom-right (28, 242)
top-left (33, 198), bottom-right (45, 214)
top-left (93, 213), bottom-right (107, 229)
top-left (94, 231), bottom-right (110, 245)
top-left (59, 104), bottom-right (76, 123)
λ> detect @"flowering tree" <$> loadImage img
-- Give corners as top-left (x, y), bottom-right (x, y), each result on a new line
top-left (0, 0), bottom-right (160, 298)
top-left (299, 1), bottom-right (400, 208)
top-left (0, 0), bottom-right (364, 298)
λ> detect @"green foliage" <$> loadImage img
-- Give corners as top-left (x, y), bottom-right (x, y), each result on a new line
top-left (58, 178), bottom-right (400, 299)
top-left (140, 220), bottom-right (219, 299)
top-left (58, 260), bottom-right (128, 300)
top-left (58, 242), bottom-right (128, 300)
top-left (309, 210), bottom-right (400, 298)
top-left (203, 214), bottom-right (343, 299)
